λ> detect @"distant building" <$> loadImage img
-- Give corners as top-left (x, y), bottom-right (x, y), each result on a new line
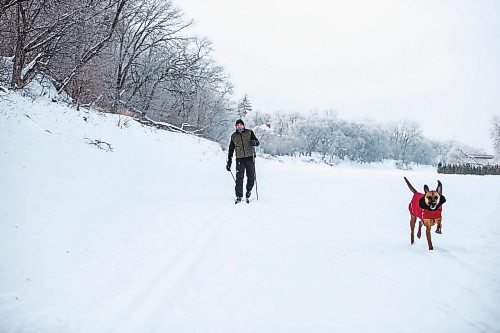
top-left (466, 153), bottom-right (495, 164)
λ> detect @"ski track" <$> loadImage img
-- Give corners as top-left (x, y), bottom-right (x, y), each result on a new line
top-left (104, 205), bottom-right (233, 333)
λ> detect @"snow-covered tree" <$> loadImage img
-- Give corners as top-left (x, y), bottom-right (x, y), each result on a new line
top-left (237, 94), bottom-right (252, 118)
top-left (292, 115), bottom-right (326, 157)
top-left (492, 116), bottom-right (500, 157)
top-left (389, 120), bottom-right (422, 168)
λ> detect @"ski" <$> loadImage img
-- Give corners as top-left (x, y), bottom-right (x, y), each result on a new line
top-left (234, 196), bottom-right (253, 204)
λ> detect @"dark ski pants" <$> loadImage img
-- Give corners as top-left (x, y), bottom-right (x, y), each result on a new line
top-left (235, 157), bottom-right (255, 198)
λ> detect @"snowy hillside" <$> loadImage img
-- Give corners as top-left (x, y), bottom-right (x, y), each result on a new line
top-left (1, 89), bottom-right (500, 333)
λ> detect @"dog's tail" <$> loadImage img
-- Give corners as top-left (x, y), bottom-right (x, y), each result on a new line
top-left (404, 177), bottom-right (417, 194)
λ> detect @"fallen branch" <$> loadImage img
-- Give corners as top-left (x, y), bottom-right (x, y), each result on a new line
top-left (84, 137), bottom-right (113, 152)
top-left (134, 116), bottom-right (199, 135)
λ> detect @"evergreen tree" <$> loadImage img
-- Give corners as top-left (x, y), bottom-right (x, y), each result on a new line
top-left (237, 94), bottom-right (252, 118)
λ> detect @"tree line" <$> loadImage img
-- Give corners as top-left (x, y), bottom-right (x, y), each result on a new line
top-left (0, 0), bottom-right (233, 142)
top-left (1, 0), bottom-right (498, 167)
top-left (248, 110), bottom-right (452, 167)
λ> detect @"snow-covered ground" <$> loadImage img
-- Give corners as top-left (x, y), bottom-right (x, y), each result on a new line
top-left (1, 89), bottom-right (500, 332)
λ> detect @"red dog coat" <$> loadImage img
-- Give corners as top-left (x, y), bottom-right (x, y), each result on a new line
top-left (408, 192), bottom-right (442, 220)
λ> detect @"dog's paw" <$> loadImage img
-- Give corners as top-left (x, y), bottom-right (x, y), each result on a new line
top-left (435, 230), bottom-right (442, 234)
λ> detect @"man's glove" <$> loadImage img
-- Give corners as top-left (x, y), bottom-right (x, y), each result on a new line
top-left (249, 140), bottom-right (259, 146)
top-left (226, 161), bottom-right (231, 171)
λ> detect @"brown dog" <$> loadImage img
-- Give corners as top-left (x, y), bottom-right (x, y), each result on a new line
top-left (404, 177), bottom-right (446, 250)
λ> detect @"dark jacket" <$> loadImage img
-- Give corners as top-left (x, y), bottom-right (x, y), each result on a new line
top-left (228, 129), bottom-right (260, 161)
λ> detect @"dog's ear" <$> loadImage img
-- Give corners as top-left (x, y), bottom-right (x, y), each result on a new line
top-left (436, 180), bottom-right (443, 194)
top-left (424, 184), bottom-right (430, 193)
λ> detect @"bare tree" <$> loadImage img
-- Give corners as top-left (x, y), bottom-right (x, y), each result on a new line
top-left (56, 0), bottom-right (128, 94)
top-left (4, 0), bottom-right (128, 90)
top-left (9, 0), bottom-right (93, 88)
top-left (1, 0), bottom-right (236, 141)
top-left (0, 0), bottom-right (25, 17)
top-left (142, 38), bottom-right (233, 132)
top-left (107, 0), bottom-right (191, 111)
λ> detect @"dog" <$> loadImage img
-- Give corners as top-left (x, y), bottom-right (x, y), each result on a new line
top-left (404, 177), bottom-right (446, 250)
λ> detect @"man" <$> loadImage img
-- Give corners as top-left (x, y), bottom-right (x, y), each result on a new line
top-left (226, 119), bottom-right (260, 203)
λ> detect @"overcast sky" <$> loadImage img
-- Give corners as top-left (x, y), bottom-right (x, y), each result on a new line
top-left (175, 0), bottom-right (500, 151)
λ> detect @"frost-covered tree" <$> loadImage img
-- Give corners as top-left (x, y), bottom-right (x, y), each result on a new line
top-left (292, 115), bottom-right (326, 157)
top-left (389, 120), bottom-right (422, 168)
top-left (443, 144), bottom-right (480, 165)
top-left (249, 111), bottom-right (272, 127)
top-left (492, 116), bottom-right (500, 157)
top-left (236, 94), bottom-right (252, 118)
top-left (359, 125), bottom-right (391, 163)
top-left (410, 139), bottom-right (437, 165)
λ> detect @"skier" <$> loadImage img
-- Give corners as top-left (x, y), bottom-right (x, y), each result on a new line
top-left (226, 119), bottom-right (260, 203)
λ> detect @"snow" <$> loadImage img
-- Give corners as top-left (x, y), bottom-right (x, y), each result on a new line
top-left (1, 88), bottom-right (500, 332)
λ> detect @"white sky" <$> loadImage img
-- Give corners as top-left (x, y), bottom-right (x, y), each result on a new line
top-left (174, 0), bottom-right (500, 150)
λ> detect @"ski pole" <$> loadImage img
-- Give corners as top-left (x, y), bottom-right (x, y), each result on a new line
top-left (227, 158), bottom-right (236, 182)
top-left (253, 154), bottom-right (259, 201)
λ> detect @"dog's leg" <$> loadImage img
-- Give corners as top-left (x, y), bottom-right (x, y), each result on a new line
top-left (410, 215), bottom-right (416, 244)
top-left (423, 220), bottom-right (433, 250)
top-left (417, 220), bottom-right (423, 239)
top-left (435, 218), bottom-right (442, 234)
